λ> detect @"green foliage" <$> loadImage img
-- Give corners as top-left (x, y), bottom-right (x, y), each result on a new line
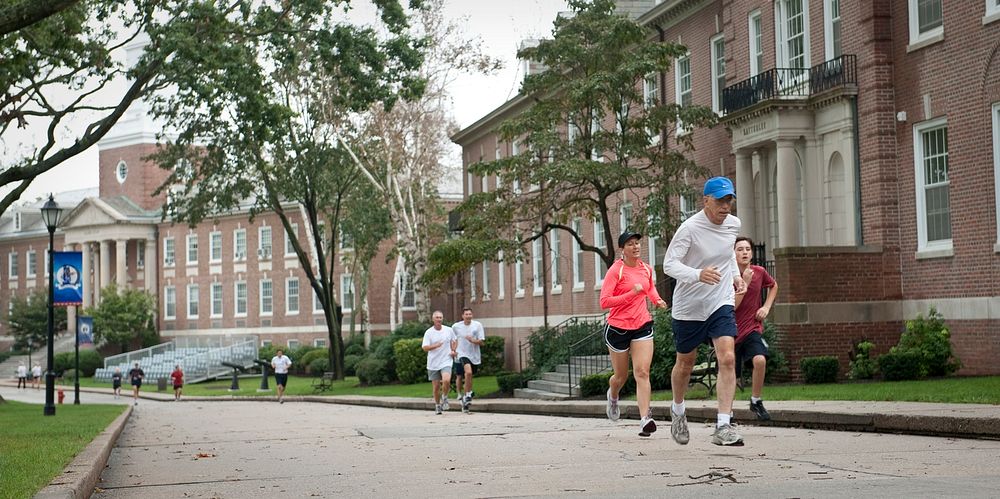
top-left (799, 356), bottom-right (840, 384)
top-left (86, 285), bottom-right (157, 352)
top-left (758, 321), bottom-right (790, 382)
top-left (345, 343), bottom-right (366, 357)
top-left (61, 369), bottom-right (80, 381)
top-left (528, 319), bottom-right (605, 373)
top-left (53, 350), bottom-right (103, 377)
top-left (307, 357), bottom-right (330, 376)
top-left (579, 371), bottom-right (636, 398)
top-left (343, 354), bottom-right (363, 376)
top-left (428, 0), bottom-right (715, 283)
top-left (894, 308), bottom-right (961, 377)
top-left (393, 338), bottom-right (426, 384)
top-left (392, 321), bottom-right (430, 340)
top-left (3, 288), bottom-right (66, 353)
top-left (497, 370), bottom-right (536, 394)
top-left (355, 356), bottom-right (393, 386)
top-left (297, 348), bottom-right (329, 372)
top-left (650, 308), bottom-right (677, 389)
top-left (877, 349), bottom-right (924, 381)
top-left (848, 340), bottom-right (878, 380)
top-left (259, 345), bottom-right (278, 362)
top-left (479, 336), bottom-right (505, 375)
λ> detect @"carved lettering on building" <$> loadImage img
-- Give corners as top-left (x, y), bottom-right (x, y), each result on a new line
top-left (742, 121), bottom-right (766, 136)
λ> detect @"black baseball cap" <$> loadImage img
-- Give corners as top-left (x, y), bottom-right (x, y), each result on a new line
top-left (618, 230), bottom-right (642, 248)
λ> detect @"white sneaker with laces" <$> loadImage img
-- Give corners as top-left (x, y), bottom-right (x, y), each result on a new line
top-left (605, 388), bottom-right (620, 421)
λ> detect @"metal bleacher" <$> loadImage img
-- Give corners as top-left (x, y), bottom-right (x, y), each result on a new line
top-left (94, 335), bottom-right (258, 385)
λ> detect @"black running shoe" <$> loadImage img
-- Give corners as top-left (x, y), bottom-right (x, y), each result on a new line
top-left (750, 400), bottom-right (771, 421)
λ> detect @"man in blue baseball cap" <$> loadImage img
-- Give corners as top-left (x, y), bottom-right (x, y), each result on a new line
top-left (662, 176), bottom-right (747, 447)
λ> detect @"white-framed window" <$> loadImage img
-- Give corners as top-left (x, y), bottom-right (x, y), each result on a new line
top-left (44, 251), bottom-right (49, 277)
top-left (339, 226), bottom-right (353, 251)
top-left (258, 226), bottom-right (272, 260)
top-left (532, 238), bottom-right (544, 294)
top-left (776, 0), bottom-right (810, 86)
top-left (680, 192), bottom-right (699, 221)
top-left (164, 237), bottom-right (175, 267)
top-left (313, 288), bottom-right (324, 314)
top-left (164, 286), bottom-right (176, 320)
top-left (468, 265), bottom-right (476, 302)
top-left (338, 275), bottom-right (352, 312)
top-left (481, 262), bottom-right (491, 300)
top-left (572, 219), bottom-right (584, 289)
top-left (234, 229), bottom-right (247, 260)
top-left (749, 10), bottom-right (764, 76)
top-left (913, 118), bottom-right (951, 253)
top-left (824, 0), bottom-right (842, 60)
top-left (313, 338), bottom-right (327, 348)
top-left (186, 234), bottom-right (198, 266)
top-left (8, 252), bottom-right (18, 278)
top-left (115, 160), bottom-right (128, 184)
top-left (261, 339), bottom-right (272, 347)
top-left (993, 103), bottom-right (1000, 250)
top-left (497, 252), bottom-right (506, 300)
top-left (209, 231), bottom-right (222, 263)
top-left (619, 203), bottom-right (633, 232)
top-left (26, 250), bottom-right (36, 278)
top-left (710, 34), bottom-right (726, 115)
top-left (567, 117), bottom-right (579, 145)
top-left (643, 73), bottom-right (660, 143)
top-left (466, 172), bottom-right (474, 197)
top-left (511, 140), bottom-right (522, 194)
top-left (908, 0), bottom-right (943, 46)
top-left (137, 241), bottom-right (145, 269)
top-left (211, 282), bottom-right (223, 318)
top-left (235, 281), bottom-right (248, 317)
top-left (400, 272), bottom-right (416, 309)
top-left (285, 223), bottom-right (298, 257)
top-left (590, 113), bottom-right (603, 161)
top-left (260, 279), bottom-right (273, 316)
top-left (514, 256), bottom-right (524, 297)
top-left (187, 284), bottom-right (199, 319)
top-left (988, 0), bottom-right (1000, 20)
top-left (287, 339), bottom-right (300, 350)
top-left (593, 220), bottom-right (607, 287)
top-left (550, 229), bottom-right (562, 291)
top-left (675, 53), bottom-right (692, 133)
top-left (287, 277), bottom-right (300, 314)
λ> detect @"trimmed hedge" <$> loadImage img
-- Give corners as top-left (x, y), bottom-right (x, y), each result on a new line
top-left (54, 350), bottom-right (103, 377)
top-left (579, 371), bottom-right (636, 398)
top-left (298, 348), bottom-right (329, 374)
top-left (799, 356), bottom-right (839, 384)
top-left (479, 336), bottom-right (505, 375)
top-left (307, 357), bottom-right (330, 376)
top-left (878, 349), bottom-right (924, 381)
top-left (393, 338), bottom-right (425, 384)
top-left (343, 354), bottom-right (363, 376)
top-left (344, 344), bottom-right (366, 357)
top-left (497, 370), bottom-right (535, 394)
top-left (356, 356), bottom-right (392, 385)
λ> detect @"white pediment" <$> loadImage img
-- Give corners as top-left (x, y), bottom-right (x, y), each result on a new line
top-left (61, 198), bottom-right (125, 228)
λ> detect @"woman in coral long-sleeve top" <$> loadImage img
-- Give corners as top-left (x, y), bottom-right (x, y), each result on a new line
top-left (599, 230), bottom-right (668, 437)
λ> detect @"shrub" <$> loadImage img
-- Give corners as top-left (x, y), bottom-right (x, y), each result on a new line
top-left (391, 321), bottom-right (430, 340)
top-left (579, 371), bottom-right (636, 398)
top-left (528, 319), bottom-right (605, 372)
top-left (61, 368), bottom-right (80, 381)
top-left (367, 336), bottom-right (398, 382)
top-left (799, 356), bottom-right (839, 383)
top-left (848, 341), bottom-right (878, 380)
top-left (355, 356), bottom-right (392, 385)
top-left (479, 336), bottom-right (505, 375)
top-left (497, 371), bottom-right (533, 394)
top-left (897, 308), bottom-right (961, 377)
top-left (298, 349), bottom-right (329, 372)
top-left (878, 349), bottom-right (924, 381)
top-left (53, 350), bottom-right (103, 376)
top-left (307, 357), bottom-right (330, 376)
top-left (343, 354), bottom-right (363, 376)
top-left (345, 343), bottom-right (366, 357)
top-left (760, 321), bottom-right (789, 381)
top-left (258, 345), bottom-right (278, 362)
top-left (393, 338), bottom-right (425, 384)
top-left (649, 308), bottom-right (676, 390)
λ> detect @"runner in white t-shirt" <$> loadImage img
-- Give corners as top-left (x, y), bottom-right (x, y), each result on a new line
top-left (271, 350), bottom-right (293, 404)
top-left (16, 363), bottom-right (27, 390)
top-left (422, 310), bottom-right (456, 414)
top-left (31, 365), bottom-right (42, 390)
top-left (663, 176), bottom-right (747, 447)
top-left (452, 308), bottom-right (485, 412)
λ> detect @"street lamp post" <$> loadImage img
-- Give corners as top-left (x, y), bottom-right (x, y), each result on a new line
top-left (41, 194), bottom-right (63, 416)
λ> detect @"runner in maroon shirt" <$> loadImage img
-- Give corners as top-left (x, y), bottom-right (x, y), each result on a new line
top-left (734, 237), bottom-right (778, 421)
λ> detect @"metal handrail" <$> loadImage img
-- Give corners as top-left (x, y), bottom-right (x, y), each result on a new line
top-left (518, 313), bottom-right (607, 372)
top-left (722, 54), bottom-right (857, 115)
top-left (565, 318), bottom-right (612, 396)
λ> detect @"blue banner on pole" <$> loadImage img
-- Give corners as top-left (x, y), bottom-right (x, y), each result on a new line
top-left (52, 251), bottom-right (83, 306)
top-left (78, 316), bottom-right (94, 346)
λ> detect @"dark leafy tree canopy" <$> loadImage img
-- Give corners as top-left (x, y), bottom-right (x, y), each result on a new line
top-left (87, 284), bottom-right (157, 353)
top-left (429, 0), bottom-right (715, 281)
top-left (3, 288), bottom-right (66, 352)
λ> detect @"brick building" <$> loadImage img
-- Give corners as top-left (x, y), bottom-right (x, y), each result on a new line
top-left (453, 0), bottom-right (1000, 377)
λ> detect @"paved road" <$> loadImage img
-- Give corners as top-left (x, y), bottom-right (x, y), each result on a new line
top-left (88, 399), bottom-right (999, 498)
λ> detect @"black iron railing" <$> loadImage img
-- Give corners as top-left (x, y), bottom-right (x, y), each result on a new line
top-left (517, 313), bottom-right (607, 372)
top-left (722, 54), bottom-right (857, 116)
top-left (565, 324), bottom-right (613, 396)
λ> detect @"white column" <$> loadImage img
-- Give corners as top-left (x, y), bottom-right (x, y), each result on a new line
top-left (735, 150), bottom-right (755, 238)
top-left (99, 240), bottom-right (111, 303)
top-left (776, 139), bottom-right (800, 248)
top-left (145, 237), bottom-right (156, 295)
top-left (116, 239), bottom-right (127, 290)
top-left (81, 242), bottom-right (93, 309)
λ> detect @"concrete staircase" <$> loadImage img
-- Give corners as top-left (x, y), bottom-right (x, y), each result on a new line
top-left (514, 354), bottom-right (612, 400)
top-left (1, 334), bottom-right (77, 379)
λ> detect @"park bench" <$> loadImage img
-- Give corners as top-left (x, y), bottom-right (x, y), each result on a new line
top-left (312, 371), bottom-right (335, 392)
top-left (688, 347), bottom-right (750, 396)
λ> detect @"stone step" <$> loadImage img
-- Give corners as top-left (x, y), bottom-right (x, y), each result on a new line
top-left (526, 379), bottom-right (581, 397)
top-left (540, 371), bottom-right (578, 384)
top-left (512, 387), bottom-right (575, 400)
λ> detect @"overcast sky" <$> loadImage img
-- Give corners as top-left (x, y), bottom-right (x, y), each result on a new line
top-left (7, 0), bottom-right (569, 204)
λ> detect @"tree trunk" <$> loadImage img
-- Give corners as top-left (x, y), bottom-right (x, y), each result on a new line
top-left (389, 256), bottom-right (401, 333)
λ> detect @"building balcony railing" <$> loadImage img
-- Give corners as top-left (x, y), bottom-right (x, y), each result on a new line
top-left (722, 54), bottom-right (857, 117)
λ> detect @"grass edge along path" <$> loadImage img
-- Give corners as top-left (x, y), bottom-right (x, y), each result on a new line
top-left (0, 401), bottom-right (126, 499)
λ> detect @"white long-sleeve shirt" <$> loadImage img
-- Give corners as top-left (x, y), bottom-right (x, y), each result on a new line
top-left (663, 210), bottom-right (741, 321)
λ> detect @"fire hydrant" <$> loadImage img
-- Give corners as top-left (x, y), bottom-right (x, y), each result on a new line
top-left (57, 389), bottom-right (65, 404)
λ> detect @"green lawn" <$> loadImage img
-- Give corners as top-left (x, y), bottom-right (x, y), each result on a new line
top-left (0, 401), bottom-right (126, 499)
top-left (648, 376), bottom-right (1000, 404)
top-left (63, 374), bottom-right (500, 399)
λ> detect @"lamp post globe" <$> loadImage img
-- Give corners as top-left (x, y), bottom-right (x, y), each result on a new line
top-left (41, 194), bottom-right (63, 416)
